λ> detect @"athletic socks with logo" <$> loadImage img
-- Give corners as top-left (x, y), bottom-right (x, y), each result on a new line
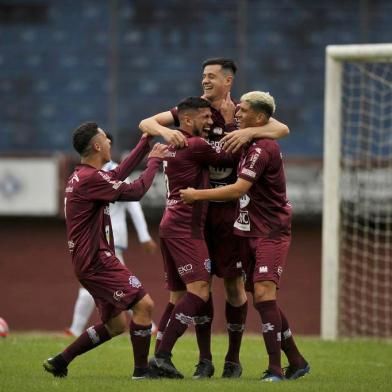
top-left (155, 302), bottom-right (175, 354)
top-left (254, 300), bottom-right (283, 376)
top-left (157, 292), bottom-right (206, 355)
top-left (195, 295), bottom-right (214, 361)
top-left (61, 323), bottom-right (111, 364)
top-left (130, 321), bottom-right (152, 369)
top-left (225, 301), bottom-right (248, 364)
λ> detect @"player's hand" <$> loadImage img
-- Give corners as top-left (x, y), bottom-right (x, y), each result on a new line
top-left (180, 187), bottom-right (196, 204)
top-left (221, 128), bottom-right (253, 153)
top-left (148, 143), bottom-right (168, 159)
top-left (141, 239), bottom-right (157, 254)
top-left (160, 128), bottom-right (188, 149)
top-left (220, 92), bottom-right (236, 124)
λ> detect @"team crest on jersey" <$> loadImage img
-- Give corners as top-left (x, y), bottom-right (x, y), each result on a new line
top-left (129, 276), bottom-right (142, 288)
top-left (204, 259), bottom-right (212, 273)
top-left (239, 194), bottom-right (250, 209)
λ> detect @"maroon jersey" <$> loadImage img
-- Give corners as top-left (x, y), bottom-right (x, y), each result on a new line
top-left (234, 139), bottom-right (292, 237)
top-left (171, 102), bottom-right (239, 192)
top-left (159, 130), bottom-right (234, 239)
top-left (65, 136), bottom-right (161, 276)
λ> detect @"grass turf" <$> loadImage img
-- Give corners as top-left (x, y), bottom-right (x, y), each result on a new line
top-left (0, 333), bottom-right (390, 391)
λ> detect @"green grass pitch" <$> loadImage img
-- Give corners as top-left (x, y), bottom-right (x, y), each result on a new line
top-left (0, 333), bottom-right (390, 391)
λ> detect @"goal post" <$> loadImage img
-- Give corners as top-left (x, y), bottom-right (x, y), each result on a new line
top-left (322, 44), bottom-right (392, 340)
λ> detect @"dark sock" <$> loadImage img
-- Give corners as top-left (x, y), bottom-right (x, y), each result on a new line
top-left (155, 302), bottom-right (175, 354)
top-left (130, 320), bottom-right (152, 370)
top-left (225, 301), bottom-right (248, 363)
top-left (279, 307), bottom-right (306, 368)
top-left (158, 292), bottom-right (206, 355)
top-left (61, 323), bottom-right (111, 364)
top-left (254, 300), bottom-right (282, 376)
top-left (195, 295), bottom-right (213, 361)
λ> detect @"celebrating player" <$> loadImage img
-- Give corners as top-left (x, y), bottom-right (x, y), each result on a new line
top-left (148, 97), bottom-right (236, 379)
top-left (140, 58), bottom-right (289, 378)
top-left (180, 91), bottom-right (310, 382)
top-left (43, 122), bottom-right (166, 380)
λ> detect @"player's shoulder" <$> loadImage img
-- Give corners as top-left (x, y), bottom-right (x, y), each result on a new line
top-left (253, 138), bottom-right (278, 150)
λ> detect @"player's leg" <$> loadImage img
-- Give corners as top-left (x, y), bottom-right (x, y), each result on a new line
top-left (253, 280), bottom-right (284, 382)
top-left (279, 307), bottom-right (310, 380)
top-left (150, 280), bottom-right (209, 379)
top-left (221, 275), bottom-right (247, 378)
top-left (129, 293), bottom-right (155, 379)
top-left (66, 286), bottom-right (96, 337)
top-left (43, 312), bottom-right (123, 378)
top-left (155, 290), bottom-right (185, 353)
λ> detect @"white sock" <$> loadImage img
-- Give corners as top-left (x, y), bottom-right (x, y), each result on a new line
top-left (69, 287), bottom-right (96, 336)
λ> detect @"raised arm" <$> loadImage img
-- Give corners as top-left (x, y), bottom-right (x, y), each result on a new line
top-left (117, 144), bottom-right (167, 201)
top-left (111, 135), bottom-right (151, 181)
top-left (180, 178), bottom-right (252, 204)
top-left (139, 111), bottom-right (188, 148)
top-left (221, 117), bottom-right (289, 153)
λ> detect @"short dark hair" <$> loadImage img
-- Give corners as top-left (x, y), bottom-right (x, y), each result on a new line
top-left (202, 57), bottom-right (237, 75)
top-left (177, 96), bottom-right (211, 115)
top-left (73, 122), bottom-right (99, 156)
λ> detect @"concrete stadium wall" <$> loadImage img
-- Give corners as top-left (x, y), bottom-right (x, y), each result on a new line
top-left (0, 217), bottom-right (321, 335)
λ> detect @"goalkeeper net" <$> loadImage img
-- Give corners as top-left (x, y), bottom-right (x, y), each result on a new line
top-left (323, 44), bottom-right (392, 339)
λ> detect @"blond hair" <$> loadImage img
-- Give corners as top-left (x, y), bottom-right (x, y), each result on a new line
top-left (240, 91), bottom-right (276, 117)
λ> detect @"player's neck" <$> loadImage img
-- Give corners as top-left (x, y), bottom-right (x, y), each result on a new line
top-left (81, 155), bottom-right (105, 170)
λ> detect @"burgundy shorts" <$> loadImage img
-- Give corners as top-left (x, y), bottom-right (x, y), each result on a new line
top-left (238, 234), bottom-right (291, 292)
top-left (205, 202), bottom-right (243, 278)
top-left (79, 255), bottom-right (146, 323)
top-left (160, 237), bottom-right (211, 291)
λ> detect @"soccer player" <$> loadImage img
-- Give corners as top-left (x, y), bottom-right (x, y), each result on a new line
top-left (43, 122), bottom-right (166, 380)
top-left (66, 132), bottom-right (157, 338)
top-left (180, 91), bottom-right (310, 382)
top-left (148, 97), bottom-right (236, 379)
top-left (140, 58), bottom-right (289, 378)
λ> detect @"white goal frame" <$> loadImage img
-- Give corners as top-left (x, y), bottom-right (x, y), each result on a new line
top-left (322, 43), bottom-right (392, 340)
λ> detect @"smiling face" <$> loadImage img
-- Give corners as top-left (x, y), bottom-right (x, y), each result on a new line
top-left (202, 64), bottom-right (232, 101)
top-left (236, 101), bottom-right (267, 129)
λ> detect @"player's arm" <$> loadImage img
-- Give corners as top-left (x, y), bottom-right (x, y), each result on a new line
top-left (126, 202), bottom-right (157, 254)
top-left (111, 134), bottom-right (151, 181)
top-left (180, 178), bottom-right (252, 204)
top-left (221, 117), bottom-right (289, 153)
top-left (192, 138), bottom-right (239, 167)
top-left (89, 144), bottom-right (166, 202)
top-left (139, 111), bottom-right (188, 148)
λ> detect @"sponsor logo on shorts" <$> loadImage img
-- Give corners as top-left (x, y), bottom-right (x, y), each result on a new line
top-left (283, 328), bottom-right (292, 339)
top-left (277, 332), bottom-right (282, 342)
top-left (178, 264), bottom-right (193, 276)
top-left (259, 266), bottom-right (268, 273)
top-left (113, 290), bottom-right (125, 302)
top-left (236, 261), bottom-right (242, 269)
top-left (87, 326), bottom-right (100, 344)
top-left (262, 322), bottom-right (275, 333)
top-left (239, 195), bottom-right (250, 209)
top-left (277, 266), bottom-right (283, 276)
top-left (129, 276), bottom-right (142, 288)
top-left (204, 259), bottom-right (212, 274)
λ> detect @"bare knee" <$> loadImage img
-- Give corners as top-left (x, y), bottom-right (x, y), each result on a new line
top-left (132, 294), bottom-right (154, 325)
top-left (253, 281), bottom-right (277, 304)
top-left (105, 312), bottom-right (127, 337)
top-left (186, 280), bottom-right (210, 302)
top-left (224, 276), bottom-right (247, 306)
